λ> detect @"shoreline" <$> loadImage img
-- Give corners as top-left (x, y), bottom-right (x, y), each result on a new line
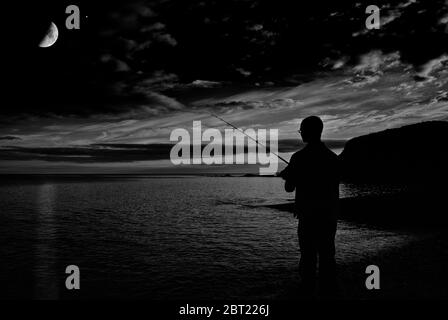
top-left (257, 191), bottom-right (448, 299)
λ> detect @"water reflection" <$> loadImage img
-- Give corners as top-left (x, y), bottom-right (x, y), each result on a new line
top-left (0, 177), bottom-right (422, 299)
top-left (34, 183), bottom-right (59, 299)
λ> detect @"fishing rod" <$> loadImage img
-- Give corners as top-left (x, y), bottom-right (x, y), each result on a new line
top-left (208, 112), bottom-right (290, 165)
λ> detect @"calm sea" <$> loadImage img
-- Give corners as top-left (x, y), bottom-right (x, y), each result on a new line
top-left (0, 176), bottom-right (416, 299)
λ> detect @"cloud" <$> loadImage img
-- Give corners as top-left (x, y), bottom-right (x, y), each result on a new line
top-left (0, 136), bottom-right (21, 141)
top-left (135, 70), bottom-right (180, 90)
top-left (153, 32), bottom-right (177, 46)
top-left (1, 66), bottom-right (447, 172)
top-left (1, 139), bottom-right (346, 164)
top-left (352, 0), bottom-right (417, 37)
top-left (100, 54), bottom-right (131, 72)
top-left (440, 14), bottom-right (448, 28)
top-left (0, 144), bottom-right (172, 163)
top-left (141, 22), bottom-right (166, 33)
top-left (431, 90), bottom-right (448, 103)
top-left (103, 1), bottom-right (157, 34)
top-left (236, 68), bottom-right (252, 77)
top-left (332, 58), bottom-right (348, 70)
top-left (416, 54), bottom-right (448, 80)
top-left (353, 51), bottom-right (402, 74)
top-left (188, 80), bottom-right (222, 88)
top-left (341, 51), bottom-right (409, 87)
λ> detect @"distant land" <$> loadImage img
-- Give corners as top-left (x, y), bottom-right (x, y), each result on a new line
top-left (339, 121), bottom-right (448, 183)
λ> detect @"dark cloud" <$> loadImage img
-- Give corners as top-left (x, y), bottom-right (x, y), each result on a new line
top-left (0, 144), bottom-right (172, 163)
top-left (0, 136), bottom-right (22, 141)
top-left (0, 139), bottom-right (346, 164)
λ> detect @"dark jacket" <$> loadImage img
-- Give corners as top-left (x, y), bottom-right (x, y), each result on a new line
top-left (281, 141), bottom-right (340, 220)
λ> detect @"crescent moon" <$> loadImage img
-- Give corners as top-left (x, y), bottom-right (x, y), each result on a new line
top-left (39, 22), bottom-right (58, 48)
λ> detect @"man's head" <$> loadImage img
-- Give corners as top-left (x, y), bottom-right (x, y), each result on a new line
top-left (299, 116), bottom-right (324, 143)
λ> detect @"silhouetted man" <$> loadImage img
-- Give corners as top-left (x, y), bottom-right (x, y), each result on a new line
top-left (280, 116), bottom-right (339, 295)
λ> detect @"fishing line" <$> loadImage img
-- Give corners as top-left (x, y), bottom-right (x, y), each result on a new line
top-left (207, 112), bottom-right (290, 165)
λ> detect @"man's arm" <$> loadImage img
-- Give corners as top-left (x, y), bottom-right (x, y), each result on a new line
top-left (284, 179), bottom-right (295, 192)
top-left (279, 154), bottom-right (296, 192)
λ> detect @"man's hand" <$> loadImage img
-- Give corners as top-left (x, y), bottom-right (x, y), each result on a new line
top-left (279, 166), bottom-right (295, 191)
top-left (277, 169), bottom-right (287, 180)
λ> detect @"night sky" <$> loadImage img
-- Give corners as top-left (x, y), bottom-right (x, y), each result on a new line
top-left (2, 0), bottom-right (448, 173)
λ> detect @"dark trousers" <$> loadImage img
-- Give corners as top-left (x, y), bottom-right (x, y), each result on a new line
top-left (298, 217), bottom-right (337, 292)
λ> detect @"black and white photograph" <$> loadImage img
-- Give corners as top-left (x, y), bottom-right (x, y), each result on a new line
top-left (1, 0), bottom-right (448, 309)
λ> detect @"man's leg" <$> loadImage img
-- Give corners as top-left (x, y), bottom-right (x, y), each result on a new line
top-left (298, 220), bottom-right (317, 293)
top-left (318, 219), bottom-right (337, 294)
